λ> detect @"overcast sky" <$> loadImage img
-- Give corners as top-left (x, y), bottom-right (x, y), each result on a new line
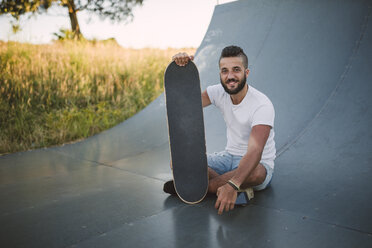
top-left (0, 0), bottom-right (235, 48)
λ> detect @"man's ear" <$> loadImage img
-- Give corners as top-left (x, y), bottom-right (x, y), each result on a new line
top-left (246, 69), bottom-right (250, 77)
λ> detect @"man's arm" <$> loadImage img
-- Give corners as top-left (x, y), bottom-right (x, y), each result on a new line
top-left (201, 90), bottom-right (211, 107)
top-left (229, 125), bottom-right (271, 187)
top-left (214, 124), bottom-right (271, 215)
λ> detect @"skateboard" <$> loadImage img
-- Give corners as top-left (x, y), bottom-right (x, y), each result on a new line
top-left (164, 61), bottom-right (209, 204)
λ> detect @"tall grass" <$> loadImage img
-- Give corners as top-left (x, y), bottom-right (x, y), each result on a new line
top-left (0, 41), bottom-right (195, 155)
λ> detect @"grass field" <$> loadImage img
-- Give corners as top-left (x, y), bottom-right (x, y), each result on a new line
top-left (0, 40), bottom-right (196, 155)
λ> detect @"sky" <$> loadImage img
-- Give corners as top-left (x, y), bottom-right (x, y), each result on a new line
top-left (0, 0), bottom-right (235, 49)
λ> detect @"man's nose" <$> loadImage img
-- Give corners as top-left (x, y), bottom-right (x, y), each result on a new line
top-left (227, 71), bottom-right (235, 79)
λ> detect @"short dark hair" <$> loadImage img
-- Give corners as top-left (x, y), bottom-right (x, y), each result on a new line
top-left (219, 45), bottom-right (248, 69)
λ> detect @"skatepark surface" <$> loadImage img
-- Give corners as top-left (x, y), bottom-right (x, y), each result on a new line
top-left (1, 0), bottom-right (372, 247)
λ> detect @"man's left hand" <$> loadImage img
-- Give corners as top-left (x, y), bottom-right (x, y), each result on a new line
top-left (215, 184), bottom-right (237, 215)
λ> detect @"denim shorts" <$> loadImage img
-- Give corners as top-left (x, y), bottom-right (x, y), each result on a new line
top-left (207, 150), bottom-right (273, 191)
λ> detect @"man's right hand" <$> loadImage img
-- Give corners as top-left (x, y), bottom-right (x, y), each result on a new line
top-left (172, 52), bottom-right (194, 67)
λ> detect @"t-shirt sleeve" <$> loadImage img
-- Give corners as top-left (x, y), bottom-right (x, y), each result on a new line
top-left (206, 84), bottom-right (221, 107)
top-left (252, 103), bottom-right (275, 128)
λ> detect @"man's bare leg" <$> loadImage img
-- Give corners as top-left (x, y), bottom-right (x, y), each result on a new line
top-left (208, 164), bottom-right (267, 193)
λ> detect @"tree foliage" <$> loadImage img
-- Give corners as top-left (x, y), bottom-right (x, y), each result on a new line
top-left (0, 0), bottom-right (144, 38)
top-left (70, 0), bottom-right (144, 22)
top-left (0, 0), bottom-right (55, 20)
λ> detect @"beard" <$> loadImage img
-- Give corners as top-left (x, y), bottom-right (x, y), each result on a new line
top-left (220, 74), bottom-right (247, 95)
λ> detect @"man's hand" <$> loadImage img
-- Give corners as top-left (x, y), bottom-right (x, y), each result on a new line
top-left (215, 183), bottom-right (237, 215)
top-left (172, 52), bottom-right (194, 66)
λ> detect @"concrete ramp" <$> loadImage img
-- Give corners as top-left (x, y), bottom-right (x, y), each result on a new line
top-left (1, 0), bottom-right (372, 247)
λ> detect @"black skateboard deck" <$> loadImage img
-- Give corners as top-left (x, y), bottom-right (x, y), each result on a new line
top-left (164, 61), bottom-right (209, 204)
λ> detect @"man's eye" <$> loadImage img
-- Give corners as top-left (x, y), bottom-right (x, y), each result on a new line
top-left (233, 68), bottom-right (241, 72)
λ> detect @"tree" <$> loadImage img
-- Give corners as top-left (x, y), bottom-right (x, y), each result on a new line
top-left (0, 0), bottom-right (144, 39)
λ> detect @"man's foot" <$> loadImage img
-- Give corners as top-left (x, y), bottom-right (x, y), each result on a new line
top-left (163, 180), bottom-right (177, 195)
top-left (235, 192), bottom-right (249, 205)
top-left (235, 188), bottom-right (254, 206)
top-left (242, 187), bottom-right (254, 200)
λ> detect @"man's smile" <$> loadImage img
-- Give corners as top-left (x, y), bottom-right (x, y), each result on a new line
top-left (226, 79), bottom-right (238, 87)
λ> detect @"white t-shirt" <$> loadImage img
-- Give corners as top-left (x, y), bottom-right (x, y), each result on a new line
top-left (207, 84), bottom-right (276, 169)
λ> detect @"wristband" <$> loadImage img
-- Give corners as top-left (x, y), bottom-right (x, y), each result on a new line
top-left (227, 180), bottom-right (240, 191)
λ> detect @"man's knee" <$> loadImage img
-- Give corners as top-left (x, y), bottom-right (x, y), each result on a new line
top-left (208, 167), bottom-right (220, 179)
top-left (241, 164), bottom-right (267, 188)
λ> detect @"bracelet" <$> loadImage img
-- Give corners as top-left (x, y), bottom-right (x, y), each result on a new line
top-left (227, 180), bottom-right (240, 191)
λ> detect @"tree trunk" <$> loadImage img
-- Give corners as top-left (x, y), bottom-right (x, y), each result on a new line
top-left (67, 0), bottom-right (82, 39)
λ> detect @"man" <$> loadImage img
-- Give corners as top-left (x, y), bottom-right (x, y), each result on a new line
top-left (164, 46), bottom-right (276, 215)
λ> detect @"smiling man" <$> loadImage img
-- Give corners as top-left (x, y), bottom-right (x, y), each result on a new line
top-left (164, 46), bottom-right (276, 215)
